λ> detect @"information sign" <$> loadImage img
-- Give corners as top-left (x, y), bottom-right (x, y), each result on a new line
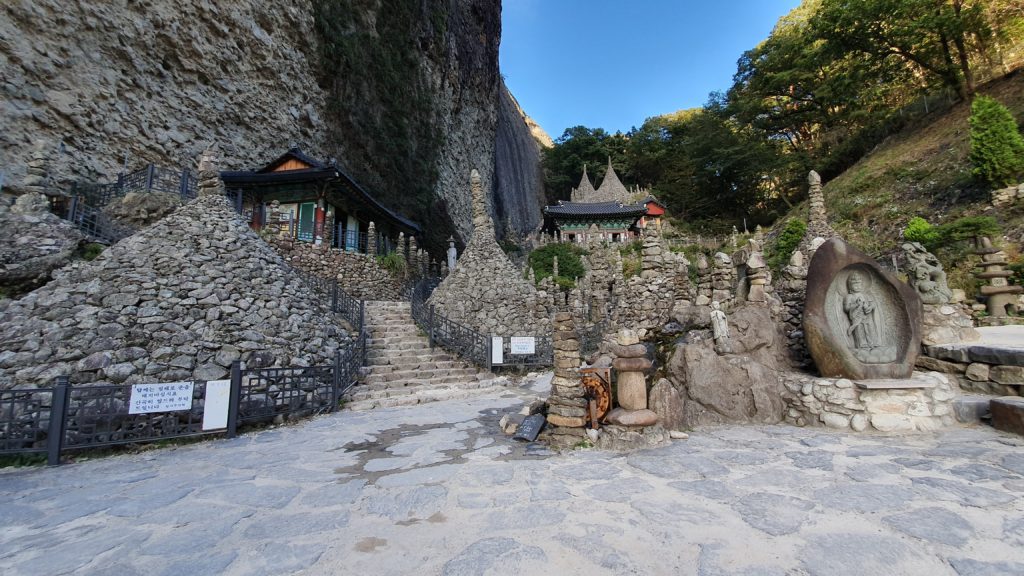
top-left (491, 336), bottom-right (504, 365)
top-left (509, 336), bottom-right (536, 355)
top-left (128, 382), bottom-right (194, 414)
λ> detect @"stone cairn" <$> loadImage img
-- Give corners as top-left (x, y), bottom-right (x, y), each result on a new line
top-left (802, 170), bottom-right (835, 248)
top-left (544, 311), bottom-right (587, 446)
top-left (695, 253), bottom-right (712, 305)
top-left (605, 329), bottom-right (658, 427)
top-left (711, 252), bottom-right (735, 307)
top-left (973, 236), bottom-right (1022, 318)
top-left (745, 239), bottom-right (770, 303)
top-left (19, 140), bottom-right (51, 197)
top-left (427, 169), bottom-right (545, 336)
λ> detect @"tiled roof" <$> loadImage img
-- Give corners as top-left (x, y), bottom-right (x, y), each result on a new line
top-left (544, 201), bottom-right (647, 218)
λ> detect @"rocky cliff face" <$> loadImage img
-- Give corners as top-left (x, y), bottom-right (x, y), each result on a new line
top-left (0, 0), bottom-right (328, 185)
top-left (0, 0), bottom-right (545, 253)
top-left (494, 80), bottom-right (549, 239)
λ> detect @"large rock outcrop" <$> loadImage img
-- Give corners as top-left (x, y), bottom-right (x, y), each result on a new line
top-left (494, 80), bottom-right (549, 238)
top-left (0, 163), bottom-right (346, 389)
top-left (1, 1), bottom-right (546, 253)
top-left (667, 305), bottom-right (790, 427)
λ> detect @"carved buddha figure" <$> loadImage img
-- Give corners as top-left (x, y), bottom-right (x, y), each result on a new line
top-left (844, 273), bottom-right (878, 350)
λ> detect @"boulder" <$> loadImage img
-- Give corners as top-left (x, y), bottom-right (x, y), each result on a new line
top-left (804, 238), bottom-right (922, 379)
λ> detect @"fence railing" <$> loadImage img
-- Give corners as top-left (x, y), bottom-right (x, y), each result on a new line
top-left (408, 278), bottom-right (557, 369)
top-left (76, 164), bottom-right (198, 207)
top-left (64, 196), bottom-right (137, 245)
top-left (1, 263), bottom-right (368, 465)
top-left (0, 342), bottom-right (365, 465)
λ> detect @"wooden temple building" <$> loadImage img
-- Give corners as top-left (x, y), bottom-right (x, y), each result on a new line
top-left (543, 159), bottom-right (664, 243)
top-left (220, 148), bottom-right (420, 253)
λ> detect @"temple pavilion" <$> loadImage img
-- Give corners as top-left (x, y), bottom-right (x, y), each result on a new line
top-left (220, 148), bottom-right (420, 253)
top-left (543, 159), bottom-right (664, 243)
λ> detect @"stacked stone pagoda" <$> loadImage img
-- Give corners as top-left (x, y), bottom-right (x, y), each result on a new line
top-left (973, 236), bottom-right (1022, 317)
top-left (427, 169), bottom-right (546, 336)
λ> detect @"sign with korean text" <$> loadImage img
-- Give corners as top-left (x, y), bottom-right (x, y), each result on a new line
top-left (128, 382), bottom-right (194, 414)
top-left (510, 336), bottom-right (536, 355)
top-left (202, 380), bottom-right (231, 430)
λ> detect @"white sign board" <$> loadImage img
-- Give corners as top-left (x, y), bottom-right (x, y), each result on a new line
top-left (510, 337), bottom-right (536, 355)
top-left (202, 380), bottom-right (231, 430)
top-left (128, 382), bottom-right (194, 414)
top-left (491, 336), bottom-right (504, 365)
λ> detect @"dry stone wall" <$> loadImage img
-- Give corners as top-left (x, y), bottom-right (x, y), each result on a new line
top-left (265, 236), bottom-right (404, 302)
top-left (782, 372), bottom-right (957, 432)
top-left (0, 193), bottom-right (84, 295)
top-left (0, 179), bottom-right (347, 390)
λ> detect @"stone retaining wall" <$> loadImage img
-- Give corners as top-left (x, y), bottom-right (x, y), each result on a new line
top-left (920, 345), bottom-right (1024, 397)
top-left (264, 236), bottom-right (404, 302)
top-left (782, 372), bottom-right (957, 432)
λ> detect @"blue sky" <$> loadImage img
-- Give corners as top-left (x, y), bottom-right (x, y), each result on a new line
top-left (500, 0), bottom-right (802, 139)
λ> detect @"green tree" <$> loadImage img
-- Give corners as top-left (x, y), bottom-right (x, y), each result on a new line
top-left (969, 95), bottom-right (1024, 188)
top-left (814, 0), bottom-right (992, 99)
top-left (541, 127), bottom-right (630, 204)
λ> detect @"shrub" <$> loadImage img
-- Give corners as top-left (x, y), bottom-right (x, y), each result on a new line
top-left (939, 215), bottom-right (1001, 244)
top-left (528, 243), bottom-right (586, 288)
top-left (768, 218), bottom-right (806, 271)
top-left (377, 251), bottom-right (408, 276)
top-left (78, 243), bottom-right (105, 261)
top-left (969, 95), bottom-right (1024, 189)
top-left (903, 216), bottom-right (939, 247)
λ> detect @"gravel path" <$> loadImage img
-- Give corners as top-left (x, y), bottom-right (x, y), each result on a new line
top-left (2, 379), bottom-right (1023, 576)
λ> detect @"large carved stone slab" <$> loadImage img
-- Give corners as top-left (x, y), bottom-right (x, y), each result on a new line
top-left (805, 238), bottom-right (922, 379)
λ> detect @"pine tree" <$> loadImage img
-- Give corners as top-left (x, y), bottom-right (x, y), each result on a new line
top-left (969, 95), bottom-right (1024, 189)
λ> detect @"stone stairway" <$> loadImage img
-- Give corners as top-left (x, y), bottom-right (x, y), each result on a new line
top-left (343, 301), bottom-right (505, 411)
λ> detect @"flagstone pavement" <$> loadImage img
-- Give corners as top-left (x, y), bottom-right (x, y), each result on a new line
top-left (2, 376), bottom-right (1024, 576)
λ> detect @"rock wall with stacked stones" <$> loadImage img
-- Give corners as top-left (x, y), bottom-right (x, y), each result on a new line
top-left (265, 236), bottom-right (404, 302)
top-left (0, 192), bottom-right (347, 390)
top-left (0, 194), bottom-right (84, 295)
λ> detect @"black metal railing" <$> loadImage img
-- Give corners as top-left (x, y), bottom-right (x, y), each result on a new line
top-left (65, 197), bottom-right (137, 245)
top-left (78, 164), bottom-right (198, 207)
top-left (409, 278), bottom-right (555, 369)
top-left (0, 336), bottom-right (366, 465)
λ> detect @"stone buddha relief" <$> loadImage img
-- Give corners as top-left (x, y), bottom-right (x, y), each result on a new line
top-left (824, 267), bottom-right (902, 364)
top-left (805, 239), bottom-right (922, 380)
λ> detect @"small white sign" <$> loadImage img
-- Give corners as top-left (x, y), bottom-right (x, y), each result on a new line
top-left (510, 336), bottom-right (536, 355)
top-left (202, 380), bottom-right (231, 430)
top-left (128, 382), bottom-right (194, 414)
top-left (491, 336), bottom-right (504, 365)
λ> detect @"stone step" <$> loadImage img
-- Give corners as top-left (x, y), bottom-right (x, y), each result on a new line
top-left (357, 374), bottom-right (485, 394)
top-left (364, 367), bottom-right (480, 385)
top-left (366, 351), bottom-right (454, 364)
top-left (344, 379), bottom-right (506, 411)
top-left (369, 360), bottom-right (458, 373)
top-left (991, 396), bottom-right (1024, 436)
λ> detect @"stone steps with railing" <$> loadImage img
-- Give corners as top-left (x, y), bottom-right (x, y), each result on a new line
top-left (344, 300), bottom-right (506, 411)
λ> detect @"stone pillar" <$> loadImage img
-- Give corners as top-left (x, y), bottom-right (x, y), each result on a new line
top-left (606, 329), bottom-right (658, 427)
top-left (745, 243), bottom-right (769, 303)
top-left (197, 149), bottom-right (225, 198)
top-left (711, 252), bottom-right (735, 306)
top-left (22, 140), bottom-right (51, 196)
top-left (409, 236), bottom-right (420, 278)
top-left (398, 232), bottom-right (406, 261)
top-left (546, 312), bottom-right (587, 432)
top-left (552, 255), bottom-right (559, 279)
top-left (367, 221), bottom-right (377, 256)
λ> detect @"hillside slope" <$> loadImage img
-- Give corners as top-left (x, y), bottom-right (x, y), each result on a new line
top-left (814, 70), bottom-right (1024, 259)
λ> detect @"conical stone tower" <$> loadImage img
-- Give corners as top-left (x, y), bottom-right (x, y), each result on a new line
top-left (428, 169), bottom-right (546, 336)
top-left (0, 151), bottom-right (347, 389)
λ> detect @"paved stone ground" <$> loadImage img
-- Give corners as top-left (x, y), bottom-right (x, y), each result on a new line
top-left (2, 377), bottom-right (1024, 576)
